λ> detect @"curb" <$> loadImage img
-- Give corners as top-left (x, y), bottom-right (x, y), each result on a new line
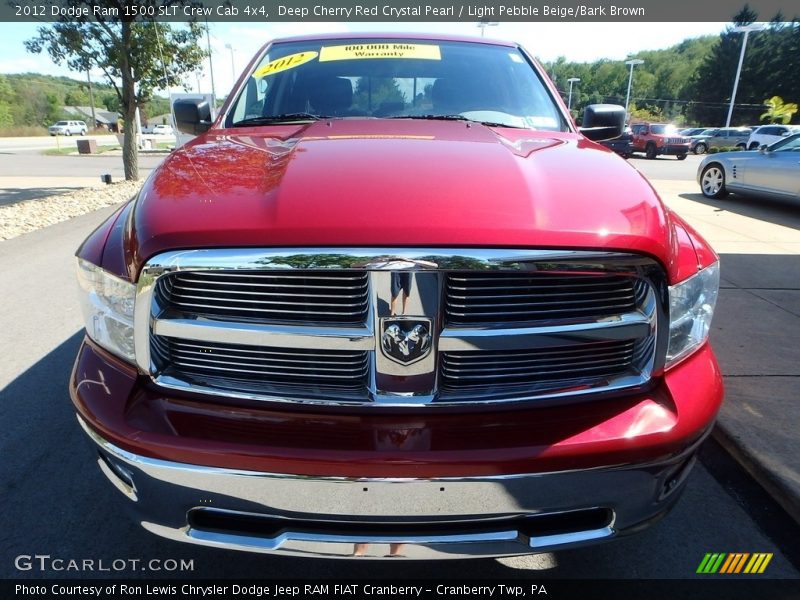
top-left (712, 423), bottom-right (800, 525)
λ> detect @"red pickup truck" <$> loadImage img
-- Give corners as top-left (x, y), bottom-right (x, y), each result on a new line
top-left (631, 123), bottom-right (691, 160)
top-left (71, 34), bottom-right (723, 559)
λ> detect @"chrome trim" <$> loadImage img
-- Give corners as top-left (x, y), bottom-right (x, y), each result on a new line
top-left (137, 248), bottom-right (637, 272)
top-left (438, 317), bottom-right (652, 351)
top-left (79, 416), bottom-right (697, 559)
top-left (153, 319), bottom-right (374, 351)
top-left (134, 248), bottom-right (666, 407)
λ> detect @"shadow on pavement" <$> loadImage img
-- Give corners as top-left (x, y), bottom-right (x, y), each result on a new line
top-left (710, 252), bottom-right (800, 529)
top-left (0, 187), bottom-right (79, 206)
top-left (679, 192), bottom-right (800, 231)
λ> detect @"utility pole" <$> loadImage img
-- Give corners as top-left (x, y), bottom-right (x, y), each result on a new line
top-left (726, 23), bottom-right (766, 127)
top-left (205, 19), bottom-right (217, 115)
top-left (567, 77), bottom-right (580, 111)
top-left (86, 69), bottom-right (96, 130)
top-left (624, 59), bottom-right (644, 123)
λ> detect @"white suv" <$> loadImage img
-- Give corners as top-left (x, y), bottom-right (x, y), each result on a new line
top-left (747, 124), bottom-right (799, 149)
top-left (48, 120), bottom-right (88, 136)
top-left (151, 124), bottom-right (174, 135)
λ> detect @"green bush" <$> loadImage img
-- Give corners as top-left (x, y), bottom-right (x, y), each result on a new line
top-left (708, 147), bottom-right (719, 154)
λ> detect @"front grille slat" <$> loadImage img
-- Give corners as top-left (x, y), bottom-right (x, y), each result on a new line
top-left (158, 337), bottom-right (370, 392)
top-left (169, 299), bottom-right (368, 317)
top-left (171, 352), bottom-right (368, 371)
top-left (160, 271), bottom-right (370, 325)
top-left (443, 350), bottom-right (635, 369)
top-left (173, 284), bottom-right (369, 300)
top-left (445, 272), bottom-right (640, 326)
top-left (440, 339), bottom-right (643, 392)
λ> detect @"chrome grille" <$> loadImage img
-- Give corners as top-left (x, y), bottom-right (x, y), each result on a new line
top-left (153, 336), bottom-right (369, 395)
top-left (445, 273), bottom-right (647, 326)
top-left (158, 271), bottom-right (369, 325)
top-left (440, 339), bottom-right (643, 395)
top-left (135, 249), bottom-right (666, 407)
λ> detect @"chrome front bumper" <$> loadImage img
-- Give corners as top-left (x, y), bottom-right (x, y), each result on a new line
top-left (80, 416), bottom-right (698, 559)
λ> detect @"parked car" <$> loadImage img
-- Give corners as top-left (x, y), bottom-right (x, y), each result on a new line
top-left (599, 128), bottom-right (633, 158)
top-left (48, 120), bottom-right (87, 136)
top-left (698, 132), bottom-right (800, 201)
top-left (679, 127), bottom-right (707, 137)
top-left (145, 123), bottom-right (174, 135)
top-left (72, 33), bottom-right (723, 560)
top-left (630, 123), bottom-right (691, 159)
top-left (746, 124), bottom-right (800, 150)
top-left (690, 127), bottom-right (751, 154)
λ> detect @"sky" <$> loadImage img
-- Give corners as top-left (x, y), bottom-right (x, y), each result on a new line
top-left (0, 21), bottom-right (732, 96)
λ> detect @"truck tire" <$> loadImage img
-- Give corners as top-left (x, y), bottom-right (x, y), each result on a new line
top-left (645, 143), bottom-right (657, 160)
top-left (677, 154), bottom-right (687, 160)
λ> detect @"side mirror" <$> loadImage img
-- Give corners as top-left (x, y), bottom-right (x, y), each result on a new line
top-left (173, 99), bottom-right (213, 136)
top-left (759, 144), bottom-right (769, 153)
top-left (580, 104), bottom-right (625, 141)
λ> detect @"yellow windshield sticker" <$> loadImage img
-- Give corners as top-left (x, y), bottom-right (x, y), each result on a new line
top-left (319, 43), bottom-right (441, 62)
top-left (254, 51), bottom-right (318, 78)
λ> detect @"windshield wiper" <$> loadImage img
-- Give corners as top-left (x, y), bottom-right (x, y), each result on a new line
top-left (390, 114), bottom-right (469, 122)
top-left (232, 113), bottom-right (330, 126)
top-left (389, 114), bottom-right (527, 129)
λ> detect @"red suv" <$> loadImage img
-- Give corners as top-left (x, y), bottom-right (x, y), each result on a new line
top-left (631, 123), bottom-right (691, 160)
top-left (71, 34), bottom-right (723, 559)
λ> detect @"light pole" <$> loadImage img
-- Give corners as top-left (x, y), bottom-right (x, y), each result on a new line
top-left (225, 43), bottom-right (236, 87)
top-left (204, 20), bottom-right (217, 115)
top-left (477, 21), bottom-right (498, 37)
top-left (567, 77), bottom-right (580, 111)
top-left (624, 59), bottom-right (644, 123)
top-left (725, 23), bottom-right (766, 127)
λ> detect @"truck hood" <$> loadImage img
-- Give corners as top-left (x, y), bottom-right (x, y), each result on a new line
top-left (129, 119), bottom-right (671, 275)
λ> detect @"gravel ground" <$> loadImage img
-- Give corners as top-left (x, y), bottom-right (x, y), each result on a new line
top-left (0, 181), bottom-right (141, 241)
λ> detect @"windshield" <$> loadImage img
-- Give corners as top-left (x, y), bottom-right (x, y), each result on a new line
top-left (650, 125), bottom-right (678, 135)
top-left (226, 39), bottom-right (568, 131)
top-left (55, 121), bottom-right (68, 126)
top-left (769, 133), bottom-right (800, 151)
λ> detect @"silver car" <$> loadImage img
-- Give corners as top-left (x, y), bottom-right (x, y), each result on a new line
top-left (690, 127), bottom-right (752, 154)
top-left (48, 120), bottom-right (87, 136)
top-left (697, 132), bottom-right (800, 201)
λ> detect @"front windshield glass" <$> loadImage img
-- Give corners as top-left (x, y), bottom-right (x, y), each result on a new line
top-left (650, 125), bottom-right (678, 135)
top-left (769, 133), bottom-right (800, 152)
top-left (227, 39), bottom-right (568, 131)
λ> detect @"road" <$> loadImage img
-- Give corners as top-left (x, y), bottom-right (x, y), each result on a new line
top-left (0, 140), bottom-right (166, 205)
top-left (0, 148), bottom-right (798, 582)
top-left (0, 134), bottom-right (121, 154)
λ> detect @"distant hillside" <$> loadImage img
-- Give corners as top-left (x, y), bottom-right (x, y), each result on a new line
top-left (0, 72), bottom-right (170, 133)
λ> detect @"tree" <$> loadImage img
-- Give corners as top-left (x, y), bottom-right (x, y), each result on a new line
top-left (760, 95), bottom-right (798, 124)
top-left (101, 92), bottom-right (121, 113)
top-left (64, 89), bottom-right (89, 106)
top-left (353, 77), bottom-right (405, 112)
top-left (26, 10), bottom-right (206, 180)
top-left (0, 75), bottom-right (13, 127)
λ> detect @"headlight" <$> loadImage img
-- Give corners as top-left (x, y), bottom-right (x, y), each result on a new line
top-left (76, 258), bottom-right (136, 363)
top-left (667, 262), bottom-right (720, 367)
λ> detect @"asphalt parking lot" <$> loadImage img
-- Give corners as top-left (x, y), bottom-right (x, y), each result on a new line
top-left (0, 147), bottom-right (798, 580)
